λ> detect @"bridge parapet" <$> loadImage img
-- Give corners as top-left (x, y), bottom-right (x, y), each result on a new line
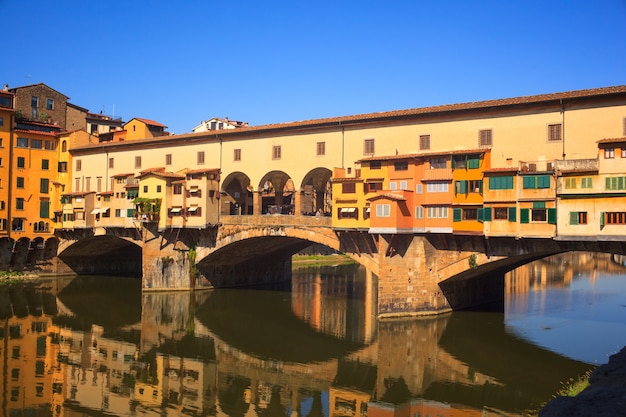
top-left (220, 214), bottom-right (331, 228)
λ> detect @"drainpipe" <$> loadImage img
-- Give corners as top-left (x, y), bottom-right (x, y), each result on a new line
top-left (340, 122), bottom-right (345, 169)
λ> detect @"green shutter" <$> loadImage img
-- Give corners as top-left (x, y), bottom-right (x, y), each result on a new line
top-left (127, 208), bottom-right (135, 217)
top-left (600, 212), bottom-right (605, 228)
top-left (468, 157), bottom-right (480, 169)
top-left (548, 208), bottom-right (557, 224)
top-left (460, 180), bottom-right (468, 194)
top-left (508, 206), bottom-right (517, 222)
top-left (538, 175), bottom-right (551, 189)
top-left (569, 211), bottom-right (579, 225)
top-left (523, 176), bottom-right (535, 189)
top-left (483, 207), bottom-right (492, 222)
top-left (39, 201), bottom-right (50, 218)
top-left (453, 208), bottom-right (462, 222)
top-left (477, 208), bottom-right (484, 222)
top-left (520, 208), bottom-right (530, 223)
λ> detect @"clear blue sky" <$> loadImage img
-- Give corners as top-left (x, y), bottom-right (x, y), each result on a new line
top-left (4, 0), bottom-right (625, 134)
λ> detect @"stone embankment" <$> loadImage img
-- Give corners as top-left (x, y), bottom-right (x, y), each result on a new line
top-left (539, 346), bottom-right (626, 416)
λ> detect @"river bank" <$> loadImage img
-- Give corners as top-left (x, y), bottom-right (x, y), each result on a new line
top-left (539, 346), bottom-right (626, 416)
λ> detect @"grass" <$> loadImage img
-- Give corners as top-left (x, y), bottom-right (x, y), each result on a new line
top-left (0, 271), bottom-right (27, 285)
top-left (525, 370), bottom-right (593, 416)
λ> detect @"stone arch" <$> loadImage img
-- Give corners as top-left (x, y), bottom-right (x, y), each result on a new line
top-left (26, 237), bottom-right (45, 265)
top-left (221, 171), bottom-right (253, 215)
top-left (0, 237), bottom-right (14, 267)
top-left (300, 167), bottom-right (333, 216)
top-left (259, 170), bottom-right (295, 215)
top-left (57, 235), bottom-right (142, 277)
top-left (11, 237), bottom-right (30, 267)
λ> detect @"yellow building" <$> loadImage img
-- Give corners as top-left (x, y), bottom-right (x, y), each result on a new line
top-left (451, 150), bottom-right (490, 235)
top-left (123, 118), bottom-right (168, 140)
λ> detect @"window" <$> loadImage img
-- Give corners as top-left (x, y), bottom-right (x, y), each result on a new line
top-left (604, 212), bottom-right (626, 225)
top-left (394, 161), bottom-right (408, 171)
top-left (342, 183), bottom-right (356, 193)
top-left (488, 176), bottom-right (514, 190)
top-left (16, 198), bottom-right (24, 210)
top-left (400, 180), bottom-right (408, 190)
top-left (363, 139), bottom-right (375, 155)
top-left (234, 149), bottom-right (241, 161)
top-left (494, 207), bottom-right (509, 220)
top-left (62, 141), bottom-right (67, 152)
top-left (39, 201), bottom-right (50, 218)
top-left (564, 178), bottom-right (577, 189)
top-left (16, 177), bottom-right (24, 188)
top-left (46, 99), bottom-right (54, 110)
top-left (376, 204), bottom-right (390, 217)
top-left (156, 185), bottom-right (162, 193)
top-left (76, 159), bottom-right (82, 171)
top-left (41, 159), bottom-right (49, 170)
top-left (44, 140), bottom-right (55, 150)
top-left (415, 206), bottom-right (424, 219)
top-left (143, 186), bottom-right (148, 193)
top-left (419, 135), bottom-right (430, 150)
top-left (479, 129), bottom-right (492, 147)
top-left (605, 176), bottom-right (626, 190)
top-left (416, 184), bottom-right (423, 194)
top-left (548, 124), bottom-right (562, 141)
top-left (365, 182), bottom-right (383, 193)
top-left (337, 207), bottom-right (358, 219)
top-left (58, 161), bottom-right (67, 172)
top-left (581, 177), bottom-right (593, 189)
top-left (165, 154), bottom-right (172, 165)
top-left (31, 96), bottom-right (38, 108)
top-left (174, 184), bottom-right (182, 194)
top-left (389, 182), bottom-right (397, 190)
top-left (40, 178), bottom-right (49, 194)
top-left (272, 145), bottom-right (282, 159)
top-left (369, 161), bottom-right (381, 169)
top-left (30, 139), bottom-right (42, 149)
top-left (522, 175), bottom-right (551, 189)
top-left (429, 157), bottom-right (446, 169)
top-left (0, 117), bottom-right (3, 126)
top-left (135, 156), bottom-right (142, 169)
top-left (316, 142), bottom-right (325, 156)
top-left (622, 148), bottom-right (626, 158)
top-left (85, 177), bottom-right (91, 191)
top-left (569, 211), bottom-right (588, 225)
top-left (17, 157), bottom-right (25, 168)
top-left (426, 181), bottom-right (448, 192)
top-left (109, 158), bottom-right (114, 169)
top-left (17, 137), bottom-right (28, 148)
top-left (605, 148), bottom-right (615, 159)
top-left (75, 178), bottom-right (80, 190)
top-left (427, 206), bottom-right (448, 218)
top-left (97, 177), bottom-right (102, 192)
top-left (463, 208), bottom-right (478, 220)
top-left (197, 151), bottom-right (205, 164)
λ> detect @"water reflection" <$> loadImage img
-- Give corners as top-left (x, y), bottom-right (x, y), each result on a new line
top-left (0, 253), bottom-right (621, 416)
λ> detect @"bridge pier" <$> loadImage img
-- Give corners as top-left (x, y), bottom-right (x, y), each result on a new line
top-left (375, 234), bottom-right (505, 317)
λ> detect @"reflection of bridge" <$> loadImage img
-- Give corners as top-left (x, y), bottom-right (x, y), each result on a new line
top-left (48, 211), bottom-right (626, 316)
top-left (37, 283), bottom-right (592, 416)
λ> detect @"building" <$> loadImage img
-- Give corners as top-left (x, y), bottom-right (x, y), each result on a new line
top-left (0, 88), bottom-right (14, 236)
top-left (192, 117), bottom-right (248, 133)
top-left (9, 83), bottom-right (69, 128)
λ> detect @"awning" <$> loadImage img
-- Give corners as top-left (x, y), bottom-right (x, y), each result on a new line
top-left (90, 208), bottom-right (100, 214)
top-left (189, 187), bottom-right (200, 193)
top-left (170, 207), bottom-right (182, 213)
top-left (340, 207), bottom-right (356, 213)
top-left (187, 206), bottom-right (199, 212)
top-left (100, 207), bottom-right (110, 213)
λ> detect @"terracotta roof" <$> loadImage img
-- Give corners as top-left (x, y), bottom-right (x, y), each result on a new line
top-left (360, 148), bottom-right (487, 162)
top-left (483, 167), bottom-right (519, 173)
top-left (597, 137), bottom-right (626, 144)
top-left (111, 172), bottom-right (135, 178)
top-left (129, 118), bottom-right (167, 128)
top-left (137, 170), bottom-right (185, 179)
top-left (186, 168), bottom-right (220, 175)
top-left (367, 192), bottom-right (407, 202)
top-left (97, 191), bottom-right (114, 195)
top-left (62, 191), bottom-right (95, 197)
top-left (72, 85), bottom-right (626, 153)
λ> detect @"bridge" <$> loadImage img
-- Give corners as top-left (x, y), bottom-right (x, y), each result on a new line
top-left (6, 211), bottom-right (619, 317)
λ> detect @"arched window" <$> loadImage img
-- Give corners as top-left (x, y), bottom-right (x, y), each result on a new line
top-left (61, 140), bottom-right (67, 152)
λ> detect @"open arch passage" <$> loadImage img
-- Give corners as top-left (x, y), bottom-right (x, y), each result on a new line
top-left (221, 171), bottom-right (253, 215)
top-left (57, 235), bottom-right (142, 277)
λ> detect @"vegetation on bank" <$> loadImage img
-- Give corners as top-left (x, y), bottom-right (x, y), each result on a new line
top-left (0, 271), bottom-right (27, 285)
top-left (526, 370), bottom-right (593, 416)
top-left (292, 253), bottom-right (356, 267)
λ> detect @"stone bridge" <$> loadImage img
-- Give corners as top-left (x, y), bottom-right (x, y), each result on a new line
top-left (7, 214), bottom-right (626, 317)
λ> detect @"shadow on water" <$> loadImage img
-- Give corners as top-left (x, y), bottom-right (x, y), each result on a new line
top-left (195, 286), bottom-right (367, 363)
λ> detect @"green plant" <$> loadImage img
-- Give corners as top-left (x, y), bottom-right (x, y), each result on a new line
top-left (468, 253), bottom-right (478, 269)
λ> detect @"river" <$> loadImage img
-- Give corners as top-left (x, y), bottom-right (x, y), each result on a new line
top-left (0, 252), bottom-right (625, 416)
